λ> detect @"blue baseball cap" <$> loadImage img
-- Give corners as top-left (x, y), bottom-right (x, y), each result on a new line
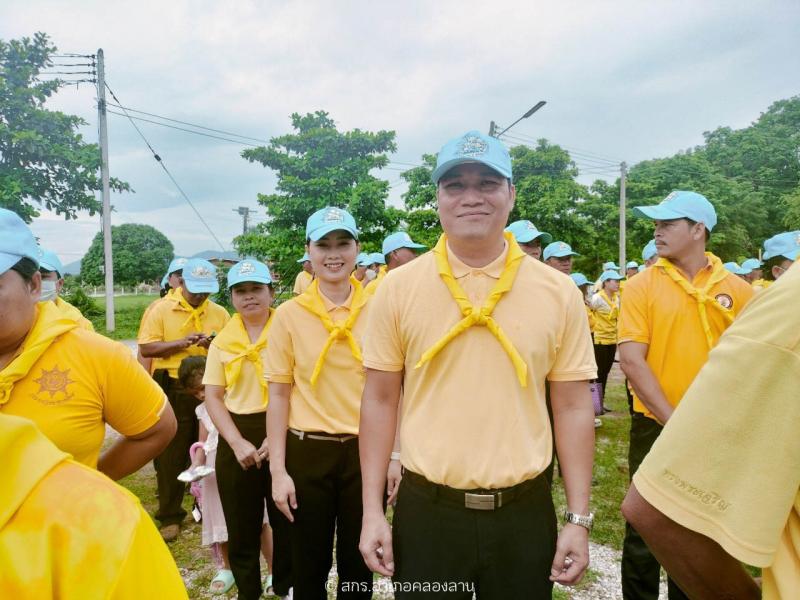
top-left (723, 262), bottom-right (747, 276)
top-left (168, 257), bottom-right (188, 275)
top-left (297, 252), bottom-right (310, 264)
top-left (570, 273), bottom-right (590, 287)
top-left (600, 270), bottom-right (625, 282)
top-left (626, 261), bottom-right (639, 269)
top-left (368, 252), bottom-right (386, 265)
top-left (306, 207), bottom-right (359, 242)
top-left (762, 231), bottom-right (800, 261)
top-left (382, 231), bottom-right (426, 255)
top-left (642, 239), bottom-right (657, 261)
top-left (0, 208), bottom-right (39, 275)
top-left (505, 220), bottom-right (553, 245)
top-left (602, 261), bottom-right (620, 271)
top-left (543, 241), bottom-right (580, 260)
top-left (432, 130), bottom-right (512, 184)
top-left (37, 248), bottom-right (64, 277)
top-left (227, 258), bottom-right (272, 288)
top-left (182, 258), bottom-right (219, 294)
top-left (633, 191), bottom-right (717, 231)
top-left (356, 252), bottom-right (370, 267)
top-left (740, 258), bottom-right (762, 272)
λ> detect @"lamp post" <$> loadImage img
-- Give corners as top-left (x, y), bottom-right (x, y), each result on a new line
top-left (489, 101), bottom-right (547, 138)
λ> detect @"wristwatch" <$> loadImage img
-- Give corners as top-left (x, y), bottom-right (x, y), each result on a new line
top-left (564, 510), bottom-right (594, 532)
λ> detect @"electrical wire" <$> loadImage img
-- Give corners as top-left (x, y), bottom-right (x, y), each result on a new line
top-left (106, 110), bottom-right (260, 147)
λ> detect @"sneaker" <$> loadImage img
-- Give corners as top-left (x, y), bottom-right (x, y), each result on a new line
top-left (160, 523), bottom-right (180, 542)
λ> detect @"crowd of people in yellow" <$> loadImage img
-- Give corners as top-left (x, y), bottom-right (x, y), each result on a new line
top-left (1, 129), bottom-right (798, 600)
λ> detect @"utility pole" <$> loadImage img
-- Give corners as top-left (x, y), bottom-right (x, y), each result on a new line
top-left (235, 206), bottom-right (252, 235)
top-left (96, 48), bottom-right (114, 332)
top-left (488, 121), bottom-right (497, 137)
top-left (619, 161), bottom-right (627, 273)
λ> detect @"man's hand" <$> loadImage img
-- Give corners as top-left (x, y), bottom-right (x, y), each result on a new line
top-left (549, 523), bottom-right (590, 585)
top-left (231, 437), bottom-right (262, 469)
top-left (386, 459), bottom-right (402, 505)
top-left (177, 334), bottom-right (203, 349)
top-left (359, 511), bottom-right (395, 576)
top-left (272, 470), bottom-right (297, 522)
top-left (195, 334), bottom-right (214, 349)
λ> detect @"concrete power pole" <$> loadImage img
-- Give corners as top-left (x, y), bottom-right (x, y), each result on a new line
top-left (96, 48), bottom-right (115, 331)
top-left (488, 121), bottom-right (497, 137)
top-left (619, 161), bottom-right (627, 273)
top-left (235, 206), bottom-right (251, 235)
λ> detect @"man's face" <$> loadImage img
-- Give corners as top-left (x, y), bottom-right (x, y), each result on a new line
top-left (183, 289), bottom-right (210, 308)
top-left (388, 247), bottom-right (417, 268)
top-left (437, 163), bottom-right (515, 244)
top-left (654, 219), bottom-right (704, 259)
top-left (772, 258), bottom-right (793, 280)
top-left (545, 256), bottom-right (573, 275)
top-left (231, 282), bottom-right (273, 317)
top-left (744, 268), bottom-right (762, 283)
top-left (0, 269), bottom-right (41, 353)
top-left (519, 239), bottom-right (542, 260)
top-left (307, 230), bottom-right (359, 284)
top-left (626, 268), bottom-right (638, 278)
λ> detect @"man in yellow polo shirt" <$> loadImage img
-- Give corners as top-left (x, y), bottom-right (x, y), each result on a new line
top-left (622, 260), bottom-right (800, 600)
top-left (359, 131), bottom-right (597, 597)
top-left (36, 247), bottom-right (94, 330)
top-left (139, 257), bottom-right (230, 541)
top-left (293, 253), bottom-right (314, 295)
top-left (618, 190), bottom-right (753, 599)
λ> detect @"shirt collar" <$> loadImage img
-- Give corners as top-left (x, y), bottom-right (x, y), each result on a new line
top-left (446, 240), bottom-right (509, 280)
top-left (320, 284), bottom-right (355, 313)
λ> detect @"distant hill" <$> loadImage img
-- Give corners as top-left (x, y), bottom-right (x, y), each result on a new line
top-left (68, 250), bottom-right (241, 279)
top-left (63, 259), bottom-right (81, 276)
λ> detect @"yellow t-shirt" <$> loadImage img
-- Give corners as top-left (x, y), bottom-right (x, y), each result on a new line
top-left (293, 270), bottom-right (313, 295)
top-left (634, 261), bottom-right (800, 600)
top-left (203, 315), bottom-right (271, 415)
top-left (590, 289), bottom-right (619, 345)
top-left (617, 256), bottom-right (753, 420)
top-left (265, 285), bottom-right (370, 435)
top-left (52, 297), bottom-right (94, 331)
top-left (137, 294), bottom-right (230, 378)
top-left (363, 244), bottom-right (597, 489)
top-left (0, 414), bottom-right (188, 599)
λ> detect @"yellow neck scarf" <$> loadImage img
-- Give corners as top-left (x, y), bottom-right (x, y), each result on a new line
top-left (294, 276), bottom-right (367, 387)
top-left (212, 311), bottom-right (274, 393)
top-left (0, 303), bottom-right (77, 406)
top-left (173, 287), bottom-right (209, 331)
top-left (657, 253), bottom-right (733, 348)
top-left (597, 289), bottom-right (619, 321)
top-left (415, 232), bottom-right (528, 387)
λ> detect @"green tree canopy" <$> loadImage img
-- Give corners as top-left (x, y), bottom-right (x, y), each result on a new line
top-left (81, 223), bottom-right (174, 286)
top-left (0, 32), bottom-right (130, 222)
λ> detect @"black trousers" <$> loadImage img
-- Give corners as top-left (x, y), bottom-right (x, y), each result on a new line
top-left (393, 471), bottom-right (557, 599)
top-left (152, 370), bottom-right (198, 527)
top-left (285, 432), bottom-right (372, 600)
top-left (593, 343), bottom-right (617, 400)
top-left (215, 412), bottom-right (292, 600)
top-left (621, 414), bottom-right (689, 600)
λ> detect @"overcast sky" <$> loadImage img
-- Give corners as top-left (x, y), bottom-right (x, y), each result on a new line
top-left (3, 0), bottom-right (799, 266)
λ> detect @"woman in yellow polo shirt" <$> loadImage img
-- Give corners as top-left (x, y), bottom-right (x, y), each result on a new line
top-left (590, 269), bottom-right (623, 407)
top-left (202, 259), bottom-right (290, 600)
top-left (266, 207), bottom-right (373, 599)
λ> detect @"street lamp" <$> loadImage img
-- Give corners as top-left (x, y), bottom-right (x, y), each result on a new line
top-left (489, 101), bottom-right (546, 138)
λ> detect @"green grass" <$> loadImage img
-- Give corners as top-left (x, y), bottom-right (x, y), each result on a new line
top-left (89, 294), bottom-right (158, 340)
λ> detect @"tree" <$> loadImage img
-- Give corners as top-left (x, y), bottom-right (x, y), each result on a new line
top-left (81, 223), bottom-right (174, 286)
top-left (399, 153), bottom-right (441, 248)
top-left (234, 111), bottom-right (399, 286)
top-left (0, 32), bottom-right (130, 222)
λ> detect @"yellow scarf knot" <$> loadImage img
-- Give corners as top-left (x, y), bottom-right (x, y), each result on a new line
top-left (173, 287), bottom-right (209, 331)
top-left (213, 312), bottom-right (274, 394)
top-left (415, 232), bottom-right (528, 387)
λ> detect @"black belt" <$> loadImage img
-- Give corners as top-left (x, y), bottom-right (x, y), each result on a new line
top-left (402, 469), bottom-right (545, 511)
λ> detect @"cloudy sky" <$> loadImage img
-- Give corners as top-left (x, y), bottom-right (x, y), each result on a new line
top-left (3, 0), bottom-right (799, 267)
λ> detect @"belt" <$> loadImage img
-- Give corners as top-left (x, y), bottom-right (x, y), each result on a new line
top-left (289, 428), bottom-right (357, 443)
top-left (402, 469), bottom-right (544, 511)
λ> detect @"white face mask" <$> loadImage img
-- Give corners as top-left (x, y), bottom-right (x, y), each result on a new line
top-left (365, 269), bottom-right (377, 281)
top-left (40, 280), bottom-right (58, 302)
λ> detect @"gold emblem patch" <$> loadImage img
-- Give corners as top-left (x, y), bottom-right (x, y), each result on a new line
top-left (33, 366), bottom-right (75, 405)
top-left (715, 294), bottom-right (733, 310)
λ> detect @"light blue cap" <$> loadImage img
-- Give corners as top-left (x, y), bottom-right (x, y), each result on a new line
top-left (227, 258), bottom-right (272, 288)
top-left (570, 273), bottom-right (590, 287)
top-left (382, 231), bottom-right (426, 255)
top-left (505, 220), bottom-right (553, 245)
top-left (626, 261), bottom-right (639, 269)
top-left (368, 252), bottom-right (386, 265)
top-left (181, 258), bottom-right (219, 294)
top-left (37, 248), bottom-right (64, 276)
top-left (723, 262), bottom-right (747, 275)
top-left (638, 265), bottom-right (646, 272)
top-left (600, 270), bottom-right (625, 282)
top-left (602, 261), bottom-right (620, 271)
top-left (543, 241), bottom-right (580, 260)
top-left (306, 207), bottom-right (359, 242)
top-left (633, 190), bottom-right (717, 231)
top-left (168, 257), bottom-right (188, 274)
top-left (740, 258), bottom-right (762, 272)
top-left (762, 231), bottom-right (800, 261)
top-left (356, 252), bottom-right (370, 267)
top-left (432, 130), bottom-right (512, 184)
top-left (642, 239), bottom-right (657, 261)
top-left (0, 208), bottom-right (39, 275)
top-left (160, 273), bottom-right (169, 287)
top-left (297, 253), bottom-right (310, 264)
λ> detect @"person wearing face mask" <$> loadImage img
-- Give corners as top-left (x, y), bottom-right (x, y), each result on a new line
top-left (36, 247), bottom-right (94, 330)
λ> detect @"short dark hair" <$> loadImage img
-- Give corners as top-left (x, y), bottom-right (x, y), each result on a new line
top-left (10, 257), bottom-right (38, 282)
top-left (178, 355), bottom-right (206, 389)
top-left (763, 255), bottom-right (790, 281)
top-left (684, 218), bottom-right (711, 241)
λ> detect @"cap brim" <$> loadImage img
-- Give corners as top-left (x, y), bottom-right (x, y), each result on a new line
top-left (228, 275), bottom-right (272, 288)
top-left (548, 250), bottom-right (580, 258)
top-left (516, 231), bottom-right (553, 245)
top-left (633, 205), bottom-right (687, 221)
top-left (307, 224), bottom-right (359, 242)
top-left (0, 252), bottom-right (22, 275)
top-left (184, 280), bottom-right (219, 294)
top-left (431, 158), bottom-right (511, 184)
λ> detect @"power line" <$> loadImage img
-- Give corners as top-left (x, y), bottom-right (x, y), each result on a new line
top-left (107, 110), bottom-right (261, 146)
top-left (104, 82), bottom-right (228, 252)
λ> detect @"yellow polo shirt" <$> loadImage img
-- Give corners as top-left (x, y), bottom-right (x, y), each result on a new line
top-left (203, 316), bottom-right (270, 415)
top-left (265, 285), bottom-right (371, 435)
top-left (634, 262), bottom-right (800, 599)
top-left (1, 310), bottom-right (167, 468)
top-left (363, 244), bottom-right (597, 489)
top-left (52, 297), bottom-right (94, 331)
top-left (293, 270), bottom-right (313, 295)
top-left (137, 294), bottom-right (230, 378)
top-left (0, 414), bottom-right (188, 599)
top-left (590, 290), bottom-right (619, 345)
top-left (617, 256), bottom-right (753, 420)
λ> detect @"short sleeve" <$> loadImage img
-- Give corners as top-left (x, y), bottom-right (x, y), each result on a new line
top-left (362, 276), bottom-right (405, 372)
top-left (264, 306), bottom-right (295, 384)
top-left (202, 344), bottom-right (227, 387)
top-left (547, 285), bottom-right (597, 381)
top-left (617, 276), bottom-right (650, 344)
top-left (137, 302), bottom-right (165, 344)
top-left (102, 342), bottom-right (167, 436)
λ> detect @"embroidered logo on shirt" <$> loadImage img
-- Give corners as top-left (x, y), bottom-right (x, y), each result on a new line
top-left (715, 293), bottom-right (733, 310)
top-left (662, 469), bottom-right (731, 512)
top-left (33, 365), bottom-right (75, 405)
